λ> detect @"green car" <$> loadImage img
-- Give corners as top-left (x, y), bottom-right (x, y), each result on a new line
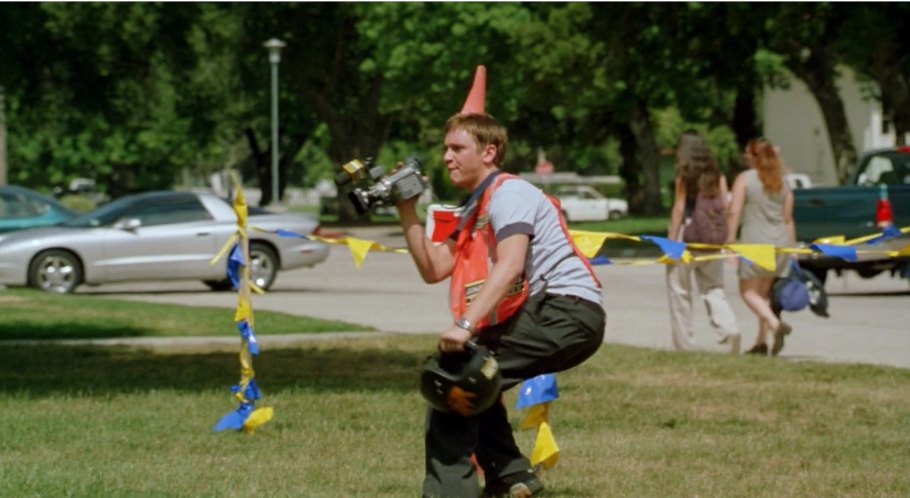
top-left (0, 185), bottom-right (77, 233)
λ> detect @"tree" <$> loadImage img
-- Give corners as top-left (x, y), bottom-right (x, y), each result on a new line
top-left (838, 3), bottom-right (910, 146)
top-left (765, 4), bottom-right (857, 184)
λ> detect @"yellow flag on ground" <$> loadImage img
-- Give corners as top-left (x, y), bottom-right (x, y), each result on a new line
top-left (531, 421), bottom-right (560, 469)
top-left (728, 243), bottom-right (777, 271)
top-left (243, 406), bottom-right (274, 433)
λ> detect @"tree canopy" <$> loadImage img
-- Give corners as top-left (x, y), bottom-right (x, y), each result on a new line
top-left (0, 3), bottom-right (904, 214)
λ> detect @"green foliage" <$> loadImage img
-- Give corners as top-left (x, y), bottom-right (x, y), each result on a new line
top-left (56, 194), bottom-right (96, 213)
top-left (1, 3), bottom-right (905, 204)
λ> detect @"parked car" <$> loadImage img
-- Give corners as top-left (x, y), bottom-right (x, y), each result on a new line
top-left (0, 191), bottom-right (330, 293)
top-left (793, 146), bottom-right (910, 282)
top-left (0, 185), bottom-right (78, 233)
top-left (555, 185), bottom-right (628, 222)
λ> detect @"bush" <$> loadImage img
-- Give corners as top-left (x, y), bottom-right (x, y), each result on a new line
top-left (58, 194), bottom-right (97, 213)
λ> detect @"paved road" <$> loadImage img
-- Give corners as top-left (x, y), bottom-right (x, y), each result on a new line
top-left (82, 226), bottom-right (910, 370)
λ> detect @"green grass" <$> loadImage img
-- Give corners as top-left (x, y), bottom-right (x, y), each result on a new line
top-left (0, 288), bottom-right (374, 340)
top-left (0, 333), bottom-right (908, 497)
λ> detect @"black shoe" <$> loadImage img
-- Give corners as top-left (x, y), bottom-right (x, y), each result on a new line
top-left (771, 322), bottom-right (792, 357)
top-left (483, 470), bottom-right (544, 498)
top-left (745, 343), bottom-right (768, 355)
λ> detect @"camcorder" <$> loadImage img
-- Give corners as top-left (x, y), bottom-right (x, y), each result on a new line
top-left (335, 157), bottom-right (427, 215)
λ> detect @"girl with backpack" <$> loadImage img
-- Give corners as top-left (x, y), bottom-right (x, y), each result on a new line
top-left (666, 130), bottom-right (741, 353)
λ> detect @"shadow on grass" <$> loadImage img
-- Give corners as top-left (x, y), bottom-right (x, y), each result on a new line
top-left (1, 321), bottom-right (155, 340)
top-left (0, 343), bottom-right (423, 396)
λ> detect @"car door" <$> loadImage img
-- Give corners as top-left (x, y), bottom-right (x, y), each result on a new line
top-left (102, 195), bottom-right (221, 282)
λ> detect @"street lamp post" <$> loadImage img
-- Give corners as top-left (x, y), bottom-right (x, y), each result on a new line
top-left (264, 38), bottom-right (286, 206)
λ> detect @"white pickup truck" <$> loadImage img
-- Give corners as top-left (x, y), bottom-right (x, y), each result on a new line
top-left (555, 185), bottom-right (628, 222)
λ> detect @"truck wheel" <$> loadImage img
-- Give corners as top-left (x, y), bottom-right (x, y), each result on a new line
top-left (561, 210), bottom-right (570, 223)
top-left (609, 209), bottom-right (623, 220)
top-left (28, 249), bottom-right (83, 294)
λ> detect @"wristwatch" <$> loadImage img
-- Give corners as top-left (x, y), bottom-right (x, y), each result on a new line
top-left (455, 318), bottom-right (476, 334)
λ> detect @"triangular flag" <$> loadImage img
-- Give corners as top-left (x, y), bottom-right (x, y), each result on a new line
top-left (530, 421), bottom-right (560, 469)
top-left (640, 235), bottom-right (687, 261)
top-left (234, 294), bottom-right (253, 322)
top-left (569, 230), bottom-right (610, 258)
top-left (520, 403), bottom-right (550, 430)
top-left (810, 243), bottom-right (857, 262)
top-left (213, 402), bottom-right (253, 432)
top-left (516, 374), bottom-right (559, 409)
top-left (243, 406), bottom-right (274, 433)
top-left (728, 243), bottom-right (777, 272)
top-left (232, 184), bottom-right (248, 228)
top-left (346, 237), bottom-right (376, 268)
top-left (460, 65), bottom-right (486, 114)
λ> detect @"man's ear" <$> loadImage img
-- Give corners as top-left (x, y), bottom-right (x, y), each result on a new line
top-left (481, 143), bottom-right (498, 165)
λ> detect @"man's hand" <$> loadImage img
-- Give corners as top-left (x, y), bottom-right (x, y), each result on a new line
top-left (439, 325), bottom-right (472, 353)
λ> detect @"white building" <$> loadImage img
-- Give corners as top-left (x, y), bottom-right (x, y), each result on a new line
top-left (763, 66), bottom-right (908, 186)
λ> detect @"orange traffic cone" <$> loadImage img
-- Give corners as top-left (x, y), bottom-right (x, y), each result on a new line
top-left (460, 65), bottom-right (486, 114)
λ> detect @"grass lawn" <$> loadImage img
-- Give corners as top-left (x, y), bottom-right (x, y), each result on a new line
top-left (1, 333), bottom-right (908, 497)
top-left (0, 288), bottom-right (374, 340)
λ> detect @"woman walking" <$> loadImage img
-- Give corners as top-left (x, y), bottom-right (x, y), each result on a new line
top-left (666, 130), bottom-right (740, 353)
top-left (727, 138), bottom-right (796, 356)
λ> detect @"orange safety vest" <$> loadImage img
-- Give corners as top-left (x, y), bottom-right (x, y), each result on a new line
top-left (449, 174), bottom-right (600, 331)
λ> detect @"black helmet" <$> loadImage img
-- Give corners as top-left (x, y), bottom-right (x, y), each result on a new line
top-left (420, 342), bottom-right (501, 416)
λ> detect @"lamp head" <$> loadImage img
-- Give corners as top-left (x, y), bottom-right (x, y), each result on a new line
top-left (264, 38), bottom-right (286, 64)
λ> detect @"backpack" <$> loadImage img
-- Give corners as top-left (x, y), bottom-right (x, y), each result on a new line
top-left (683, 192), bottom-right (728, 245)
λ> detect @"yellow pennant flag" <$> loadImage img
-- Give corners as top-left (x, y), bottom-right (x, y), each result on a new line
top-left (568, 230), bottom-right (610, 258)
top-left (346, 237), bottom-right (377, 268)
top-left (243, 406), bottom-right (274, 433)
top-left (231, 183), bottom-right (248, 228)
top-left (520, 403), bottom-right (550, 430)
top-left (234, 296), bottom-right (253, 323)
top-left (530, 421), bottom-right (560, 469)
top-left (728, 244), bottom-right (777, 271)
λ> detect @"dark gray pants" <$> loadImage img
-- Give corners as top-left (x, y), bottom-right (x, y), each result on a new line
top-left (422, 293), bottom-right (606, 498)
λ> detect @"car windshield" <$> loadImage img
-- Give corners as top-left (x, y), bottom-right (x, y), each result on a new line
top-left (63, 196), bottom-right (138, 228)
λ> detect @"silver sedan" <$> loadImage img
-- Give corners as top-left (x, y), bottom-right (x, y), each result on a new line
top-left (0, 191), bottom-right (330, 293)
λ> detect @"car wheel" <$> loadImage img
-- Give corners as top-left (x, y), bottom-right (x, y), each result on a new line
top-left (28, 249), bottom-right (83, 294)
top-left (249, 242), bottom-right (279, 290)
top-left (609, 210), bottom-right (624, 220)
top-left (561, 210), bottom-right (570, 223)
top-left (203, 279), bottom-right (234, 292)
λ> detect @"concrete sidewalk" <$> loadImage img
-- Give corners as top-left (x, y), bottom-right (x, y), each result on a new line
top-left (63, 224), bottom-right (910, 370)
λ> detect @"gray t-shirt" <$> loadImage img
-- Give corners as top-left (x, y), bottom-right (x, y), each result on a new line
top-left (487, 178), bottom-right (602, 305)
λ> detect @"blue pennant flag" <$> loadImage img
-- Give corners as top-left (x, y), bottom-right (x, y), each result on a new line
top-left (236, 319), bottom-right (260, 355)
top-left (230, 379), bottom-right (262, 402)
top-left (864, 224), bottom-right (902, 245)
top-left (515, 373), bottom-right (559, 409)
top-left (227, 244), bottom-right (244, 288)
top-left (588, 255), bottom-right (612, 266)
top-left (640, 235), bottom-right (687, 261)
top-left (213, 401), bottom-right (254, 432)
top-left (810, 243), bottom-right (857, 262)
